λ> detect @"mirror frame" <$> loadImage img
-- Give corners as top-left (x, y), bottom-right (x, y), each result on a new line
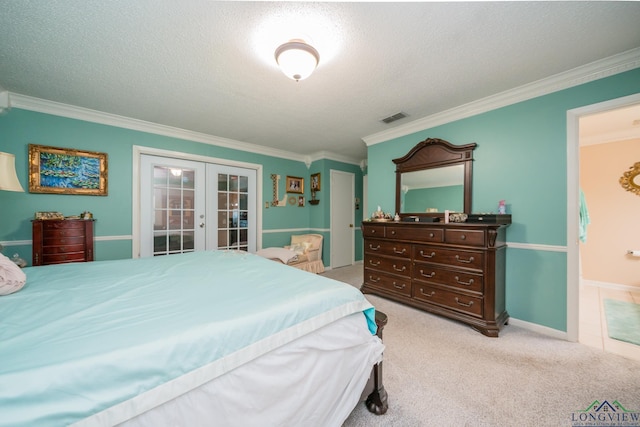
top-left (393, 138), bottom-right (477, 218)
top-left (619, 161), bottom-right (640, 196)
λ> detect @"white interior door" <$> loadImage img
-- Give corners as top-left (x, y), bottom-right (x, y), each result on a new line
top-left (330, 170), bottom-right (355, 268)
top-left (140, 155), bottom-right (206, 257)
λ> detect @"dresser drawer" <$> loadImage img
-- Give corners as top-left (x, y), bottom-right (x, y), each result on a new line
top-left (43, 227), bottom-right (86, 238)
top-left (364, 239), bottom-right (411, 258)
top-left (413, 245), bottom-right (484, 271)
top-left (42, 220), bottom-right (86, 230)
top-left (412, 284), bottom-right (483, 318)
top-left (364, 269), bottom-right (412, 297)
top-left (43, 236), bottom-right (86, 247)
top-left (42, 252), bottom-right (87, 264)
top-left (41, 243), bottom-right (87, 254)
top-left (364, 255), bottom-right (411, 277)
top-left (386, 226), bottom-right (443, 243)
top-left (362, 224), bottom-right (385, 238)
top-left (444, 229), bottom-right (485, 246)
top-left (413, 263), bottom-right (484, 293)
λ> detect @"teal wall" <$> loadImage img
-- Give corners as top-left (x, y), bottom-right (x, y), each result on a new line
top-left (367, 68), bottom-right (640, 332)
top-left (0, 109), bottom-right (363, 267)
top-left (403, 185), bottom-right (463, 213)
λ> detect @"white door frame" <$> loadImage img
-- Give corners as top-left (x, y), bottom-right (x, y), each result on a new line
top-left (330, 169), bottom-right (355, 269)
top-left (132, 145), bottom-right (263, 258)
top-left (565, 92), bottom-right (640, 342)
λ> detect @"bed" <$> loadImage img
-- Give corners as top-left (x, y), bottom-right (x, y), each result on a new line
top-left (0, 250), bottom-right (386, 426)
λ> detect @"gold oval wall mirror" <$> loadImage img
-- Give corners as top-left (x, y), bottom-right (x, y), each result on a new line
top-left (619, 162), bottom-right (640, 196)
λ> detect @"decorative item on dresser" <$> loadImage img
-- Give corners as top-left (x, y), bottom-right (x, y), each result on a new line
top-left (32, 218), bottom-right (95, 266)
top-left (361, 137), bottom-right (511, 337)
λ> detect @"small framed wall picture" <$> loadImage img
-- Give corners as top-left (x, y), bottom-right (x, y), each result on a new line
top-left (310, 173), bottom-right (321, 192)
top-left (286, 176), bottom-right (304, 194)
top-left (298, 196), bottom-right (305, 207)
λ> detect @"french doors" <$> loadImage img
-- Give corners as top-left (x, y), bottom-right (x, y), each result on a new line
top-left (140, 155), bottom-right (256, 257)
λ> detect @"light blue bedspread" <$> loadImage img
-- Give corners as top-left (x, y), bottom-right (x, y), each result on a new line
top-left (0, 251), bottom-right (375, 427)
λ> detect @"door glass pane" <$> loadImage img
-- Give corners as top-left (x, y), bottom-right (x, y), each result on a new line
top-left (218, 230), bottom-right (227, 247)
top-left (239, 176), bottom-right (248, 192)
top-left (229, 175), bottom-right (239, 192)
top-left (218, 174), bottom-right (228, 191)
top-left (218, 192), bottom-right (228, 209)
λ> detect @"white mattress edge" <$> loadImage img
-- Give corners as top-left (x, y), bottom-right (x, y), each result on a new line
top-left (72, 299), bottom-right (374, 427)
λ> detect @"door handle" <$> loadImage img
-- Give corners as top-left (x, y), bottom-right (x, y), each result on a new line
top-left (199, 222), bottom-right (205, 228)
top-left (349, 224), bottom-right (353, 228)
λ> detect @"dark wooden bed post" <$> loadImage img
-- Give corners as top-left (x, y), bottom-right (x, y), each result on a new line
top-left (366, 311), bottom-right (389, 415)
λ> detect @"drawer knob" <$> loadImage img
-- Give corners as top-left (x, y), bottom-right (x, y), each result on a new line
top-left (391, 230), bottom-right (396, 235)
top-left (419, 250), bottom-right (436, 259)
top-left (455, 255), bottom-right (475, 264)
top-left (455, 297), bottom-right (474, 308)
top-left (455, 276), bottom-right (474, 286)
top-left (460, 234), bottom-right (466, 240)
top-left (369, 244), bottom-right (381, 251)
top-left (392, 282), bottom-right (406, 290)
top-left (392, 264), bottom-right (406, 272)
top-left (419, 288), bottom-right (435, 297)
top-left (368, 260), bottom-right (381, 267)
top-left (429, 233), bottom-right (434, 238)
top-left (393, 247), bottom-right (406, 255)
top-left (419, 270), bottom-right (435, 278)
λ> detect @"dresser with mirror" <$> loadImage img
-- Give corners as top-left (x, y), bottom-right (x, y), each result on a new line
top-left (361, 138), bottom-right (510, 337)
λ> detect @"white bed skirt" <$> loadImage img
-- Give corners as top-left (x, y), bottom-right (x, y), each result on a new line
top-left (118, 312), bottom-right (384, 427)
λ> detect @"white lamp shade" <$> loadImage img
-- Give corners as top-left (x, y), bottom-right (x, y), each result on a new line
top-left (0, 152), bottom-right (25, 192)
top-left (275, 41), bottom-right (319, 81)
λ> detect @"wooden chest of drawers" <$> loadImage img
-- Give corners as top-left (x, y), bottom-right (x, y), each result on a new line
top-left (361, 221), bottom-right (509, 337)
top-left (32, 219), bottom-right (95, 266)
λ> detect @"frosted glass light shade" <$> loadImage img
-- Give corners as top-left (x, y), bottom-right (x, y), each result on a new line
top-left (0, 152), bottom-right (25, 192)
top-left (275, 41), bottom-right (320, 81)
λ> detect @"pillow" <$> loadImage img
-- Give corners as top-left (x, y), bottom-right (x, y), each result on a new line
top-left (0, 253), bottom-right (26, 296)
top-left (290, 243), bottom-right (307, 255)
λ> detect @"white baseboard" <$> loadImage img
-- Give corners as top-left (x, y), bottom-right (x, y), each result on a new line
top-left (508, 317), bottom-right (568, 341)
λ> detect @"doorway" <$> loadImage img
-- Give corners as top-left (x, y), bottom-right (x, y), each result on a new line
top-left (134, 147), bottom-right (261, 258)
top-left (567, 93), bottom-right (640, 361)
top-left (330, 170), bottom-right (355, 269)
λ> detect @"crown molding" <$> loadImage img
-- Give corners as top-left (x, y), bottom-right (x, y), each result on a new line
top-left (9, 93), bottom-right (312, 163)
top-left (307, 150), bottom-right (362, 167)
top-left (363, 47), bottom-right (640, 146)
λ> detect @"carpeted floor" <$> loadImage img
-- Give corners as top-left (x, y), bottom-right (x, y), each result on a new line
top-left (321, 265), bottom-right (640, 427)
top-left (604, 298), bottom-right (640, 346)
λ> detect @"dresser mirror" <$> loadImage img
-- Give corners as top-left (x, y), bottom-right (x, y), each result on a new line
top-left (393, 138), bottom-right (476, 218)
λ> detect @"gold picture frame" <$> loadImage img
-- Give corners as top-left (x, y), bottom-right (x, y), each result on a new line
top-left (619, 161), bottom-right (640, 196)
top-left (310, 172), bottom-right (321, 191)
top-left (28, 144), bottom-right (108, 195)
top-left (286, 176), bottom-right (304, 194)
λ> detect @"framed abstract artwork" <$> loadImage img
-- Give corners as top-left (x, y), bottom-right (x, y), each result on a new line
top-left (28, 144), bottom-right (108, 195)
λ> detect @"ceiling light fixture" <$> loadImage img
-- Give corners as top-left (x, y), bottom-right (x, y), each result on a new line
top-left (274, 39), bottom-right (320, 82)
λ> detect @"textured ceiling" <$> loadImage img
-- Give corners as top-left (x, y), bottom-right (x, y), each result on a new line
top-left (1, 1), bottom-right (639, 163)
